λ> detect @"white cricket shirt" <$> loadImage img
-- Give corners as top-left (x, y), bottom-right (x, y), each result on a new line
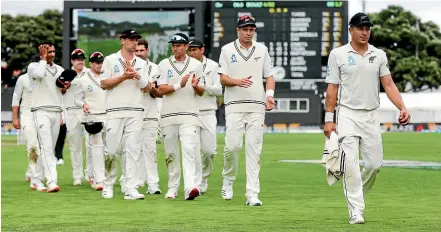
top-left (28, 60), bottom-right (64, 112)
top-left (63, 67), bottom-right (88, 115)
top-left (218, 39), bottom-right (274, 114)
top-left (74, 69), bottom-right (108, 122)
top-left (326, 43), bottom-right (391, 110)
top-left (141, 59), bottom-right (160, 122)
top-left (102, 50), bottom-right (148, 119)
top-left (198, 56), bottom-right (222, 114)
top-left (11, 73), bottom-right (33, 114)
top-left (157, 55), bottom-right (203, 127)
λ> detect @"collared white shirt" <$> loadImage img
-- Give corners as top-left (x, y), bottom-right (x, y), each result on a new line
top-left (326, 43), bottom-right (390, 110)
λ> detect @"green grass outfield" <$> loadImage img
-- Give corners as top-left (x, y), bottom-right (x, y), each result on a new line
top-left (2, 133), bottom-right (441, 231)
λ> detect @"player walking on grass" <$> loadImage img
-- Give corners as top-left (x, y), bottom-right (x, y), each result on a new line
top-left (74, 52), bottom-right (107, 191)
top-left (324, 13), bottom-right (411, 224)
top-left (188, 38), bottom-right (222, 194)
top-left (100, 30), bottom-right (151, 200)
top-left (155, 33), bottom-right (204, 200)
top-left (134, 39), bottom-right (162, 194)
top-left (218, 15), bottom-right (276, 206)
top-left (12, 72), bottom-right (38, 182)
top-left (28, 42), bottom-right (74, 192)
top-left (66, 49), bottom-right (93, 186)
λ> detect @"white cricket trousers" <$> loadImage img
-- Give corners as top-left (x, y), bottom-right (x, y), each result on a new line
top-left (86, 124), bottom-right (106, 184)
top-left (222, 112), bottom-right (265, 198)
top-left (66, 113), bottom-right (92, 180)
top-left (104, 118), bottom-right (143, 191)
top-left (336, 105), bottom-right (383, 218)
top-left (21, 113), bottom-right (38, 179)
top-left (195, 112), bottom-right (217, 188)
top-left (137, 120), bottom-right (160, 187)
top-left (32, 110), bottom-right (60, 186)
top-left (162, 124), bottom-right (199, 192)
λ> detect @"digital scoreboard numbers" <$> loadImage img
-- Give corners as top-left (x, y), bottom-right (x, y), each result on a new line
top-left (211, 1), bottom-right (348, 91)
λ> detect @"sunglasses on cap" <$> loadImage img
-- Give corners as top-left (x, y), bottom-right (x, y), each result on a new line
top-left (170, 35), bottom-right (188, 42)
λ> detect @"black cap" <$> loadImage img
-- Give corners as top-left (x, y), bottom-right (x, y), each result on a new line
top-left (349, 12), bottom-right (373, 27)
top-left (237, 15), bottom-right (256, 28)
top-left (70, 49), bottom-right (86, 60)
top-left (119, 29), bottom-right (142, 39)
top-left (168, 33), bottom-right (189, 44)
top-left (56, 69), bottom-right (77, 88)
top-left (189, 38), bottom-right (204, 48)
top-left (89, 51), bottom-right (104, 63)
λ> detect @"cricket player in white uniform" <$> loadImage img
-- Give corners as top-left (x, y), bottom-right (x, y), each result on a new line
top-left (65, 49), bottom-right (94, 186)
top-left (188, 38), bottom-right (222, 194)
top-left (12, 73), bottom-right (38, 182)
top-left (324, 13), bottom-right (411, 224)
top-left (74, 52), bottom-right (108, 191)
top-left (155, 33), bottom-right (204, 200)
top-left (134, 39), bottom-right (162, 194)
top-left (100, 29), bottom-right (151, 200)
top-left (218, 15), bottom-right (276, 206)
top-left (28, 42), bottom-right (74, 192)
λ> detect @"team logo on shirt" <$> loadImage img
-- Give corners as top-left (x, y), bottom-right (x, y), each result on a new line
top-left (326, 64), bottom-right (331, 75)
top-left (254, 56), bottom-right (261, 62)
top-left (114, 65), bottom-right (120, 73)
top-left (231, 54), bottom-right (238, 63)
top-left (87, 85), bottom-right (93, 92)
top-left (167, 69), bottom-right (173, 79)
top-left (368, 56), bottom-right (376, 63)
top-left (205, 71), bottom-right (212, 76)
top-left (348, 56), bottom-right (356, 66)
top-left (136, 68), bottom-right (141, 71)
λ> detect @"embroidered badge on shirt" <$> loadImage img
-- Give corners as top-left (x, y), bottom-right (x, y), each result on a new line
top-left (348, 56), bottom-right (356, 66)
top-left (231, 54), bottom-right (237, 64)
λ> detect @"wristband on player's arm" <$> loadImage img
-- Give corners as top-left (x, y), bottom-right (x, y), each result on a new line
top-left (173, 83), bottom-right (182, 91)
top-left (266, 89), bottom-right (274, 98)
top-left (325, 112), bottom-right (334, 123)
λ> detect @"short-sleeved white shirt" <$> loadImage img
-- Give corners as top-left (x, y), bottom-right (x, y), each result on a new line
top-left (326, 43), bottom-right (390, 110)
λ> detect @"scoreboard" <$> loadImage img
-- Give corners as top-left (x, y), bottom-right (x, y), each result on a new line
top-left (211, 1), bottom-right (348, 91)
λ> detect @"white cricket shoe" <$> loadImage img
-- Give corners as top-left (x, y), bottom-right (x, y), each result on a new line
top-left (73, 178), bottom-right (82, 186)
top-left (185, 188), bottom-right (200, 200)
top-left (147, 184), bottom-right (161, 195)
top-left (124, 189), bottom-right (145, 200)
top-left (47, 183), bottom-right (60, 193)
top-left (102, 185), bottom-right (114, 199)
top-left (31, 182), bottom-right (47, 192)
top-left (56, 159), bottom-right (64, 166)
top-left (165, 188), bottom-right (178, 199)
top-left (246, 196), bottom-right (263, 206)
top-left (349, 215), bottom-right (365, 224)
top-left (201, 179), bottom-right (208, 194)
top-left (221, 181), bottom-right (233, 200)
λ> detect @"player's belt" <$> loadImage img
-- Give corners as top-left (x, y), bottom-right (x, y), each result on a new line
top-left (31, 105), bottom-right (63, 112)
top-left (106, 107), bottom-right (144, 112)
top-left (143, 118), bottom-right (158, 121)
top-left (66, 106), bottom-right (81, 110)
top-left (161, 112), bottom-right (198, 119)
top-left (224, 100), bottom-right (265, 107)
